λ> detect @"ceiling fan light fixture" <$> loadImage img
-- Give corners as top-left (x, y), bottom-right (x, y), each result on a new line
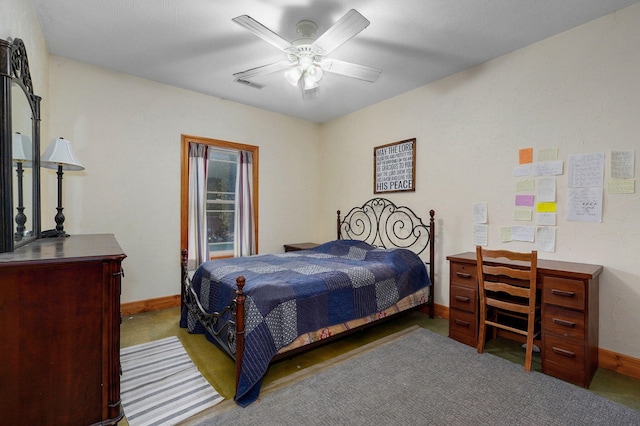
top-left (298, 56), bottom-right (313, 71)
top-left (303, 74), bottom-right (319, 90)
top-left (307, 64), bottom-right (323, 81)
top-left (285, 56), bottom-right (323, 89)
top-left (233, 10), bottom-right (379, 100)
top-left (284, 66), bottom-right (302, 86)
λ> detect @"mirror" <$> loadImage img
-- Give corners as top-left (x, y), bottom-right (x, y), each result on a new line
top-left (12, 83), bottom-right (34, 244)
top-left (0, 38), bottom-right (41, 252)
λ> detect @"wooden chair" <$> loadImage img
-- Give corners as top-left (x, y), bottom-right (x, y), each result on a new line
top-left (476, 246), bottom-right (540, 371)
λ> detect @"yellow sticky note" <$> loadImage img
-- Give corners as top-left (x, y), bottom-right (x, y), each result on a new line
top-left (538, 148), bottom-right (559, 162)
top-left (537, 202), bottom-right (557, 212)
top-left (516, 178), bottom-right (535, 192)
top-left (500, 227), bottom-right (512, 242)
top-left (608, 179), bottom-right (635, 194)
top-left (514, 209), bottom-right (533, 221)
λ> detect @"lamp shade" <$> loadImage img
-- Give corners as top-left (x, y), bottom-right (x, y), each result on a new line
top-left (41, 137), bottom-right (84, 171)
top-left (12, 132), bottom-right (32, 166)
top-left (284, 66), bottom-right (303, 86)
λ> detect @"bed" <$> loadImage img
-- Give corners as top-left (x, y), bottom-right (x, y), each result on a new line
top-left (180, 197), bottom-right (435, 406)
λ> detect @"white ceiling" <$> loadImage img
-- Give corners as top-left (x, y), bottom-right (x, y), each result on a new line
top-left (33, 0), bottom-right (639, 123)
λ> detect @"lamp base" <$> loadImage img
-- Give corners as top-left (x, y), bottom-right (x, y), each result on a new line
top-left (42, 229), bottom-right (70, 238)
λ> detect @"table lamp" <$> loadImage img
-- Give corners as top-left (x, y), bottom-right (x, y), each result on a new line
top-left (12, 132), bottom-right (32, 240)
top-left (41, 137), bottom-right (84, 237)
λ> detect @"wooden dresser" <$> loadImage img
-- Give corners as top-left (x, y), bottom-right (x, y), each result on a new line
top-left (0, 234), bottom-right (126, 425)
top-left (447, 252), bottom-right (602, 388)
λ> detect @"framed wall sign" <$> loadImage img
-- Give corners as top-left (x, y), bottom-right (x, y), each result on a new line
top-left (374, 138), bottom-right (416, 193)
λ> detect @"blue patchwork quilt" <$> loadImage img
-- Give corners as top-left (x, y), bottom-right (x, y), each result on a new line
top-left (180, 239), bottom-right (431, 406)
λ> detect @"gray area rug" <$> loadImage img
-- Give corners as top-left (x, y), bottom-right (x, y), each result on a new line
top-left (188, 328), bottom-right (640, 425)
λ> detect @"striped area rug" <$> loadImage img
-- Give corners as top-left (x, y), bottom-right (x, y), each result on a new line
top-left (120, 336), bottom-right (223, 426)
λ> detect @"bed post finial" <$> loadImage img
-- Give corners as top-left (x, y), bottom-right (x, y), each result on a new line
top-left (235, 276), bottom-right (246, 392)
top-left (336, 210), bottom-right (342, 240)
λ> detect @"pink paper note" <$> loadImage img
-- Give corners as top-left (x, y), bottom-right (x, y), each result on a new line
top-left (515, 194), bottom-right (535, 207)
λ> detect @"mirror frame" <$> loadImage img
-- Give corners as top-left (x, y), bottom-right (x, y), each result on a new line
top-left (0, 38), bottom-right (41, 252)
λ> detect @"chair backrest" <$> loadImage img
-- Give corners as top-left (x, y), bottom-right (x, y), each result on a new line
top-left (476, 246), bottom-right (538, 315)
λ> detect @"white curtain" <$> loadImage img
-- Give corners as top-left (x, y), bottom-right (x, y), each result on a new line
top-left (234, 151), bottom-right (255, 257)
top-left (187, 143), bottom-right (209, 269)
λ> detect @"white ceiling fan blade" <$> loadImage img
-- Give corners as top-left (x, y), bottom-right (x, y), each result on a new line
top-left (232, 15), bottom-right (294, 52)
top-left (233, 61), bottom-right (294, 81)
top-left (312, 9), bottom-right (370, 56)
top-left (320, 58), bottom-right (382, 83)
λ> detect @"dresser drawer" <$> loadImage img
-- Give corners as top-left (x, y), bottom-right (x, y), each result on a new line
top-left (543, 305), bottom-right (585, 339)
top-left (450, 262), bottom-right (477, 288)
top-left (450, 284), bottom-right (477, 314)
top-left (543, 277), bottom-right (585, 310)
top-left (543, 334), bottom-right (585, 372)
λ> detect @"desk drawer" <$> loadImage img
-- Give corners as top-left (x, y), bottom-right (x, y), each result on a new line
top-left (543, 305), bottom-right (585, 339)
top-left (543, 277), bottom-right (585, 310)
top-left (449, 309), bottom-right (477, 337)
top-left (543, 334), bottom-right (585, 372)
top-left (449, 309), bottom-right (478, 347)
top-left (450, 262), bottom-right (477, 288)
top-left (450, 284), bottom-right (477, 314)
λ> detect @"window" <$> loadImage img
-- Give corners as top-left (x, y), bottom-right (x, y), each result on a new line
top-left (206, 148), bottom-right (237, 256)
top-left (181, 135), bottom-right (259, 261)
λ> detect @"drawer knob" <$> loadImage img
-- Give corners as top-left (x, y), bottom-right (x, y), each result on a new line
top-left (551, 289), bottom-right (575, 298)
top-left (456, 272), bottom-right (472, 279)
top-left (552, 346), bottom-right (576, 358)
top-left (552, 318), bottom-right (576, 328)
top-left (454, 295), bottom-right (470, 303)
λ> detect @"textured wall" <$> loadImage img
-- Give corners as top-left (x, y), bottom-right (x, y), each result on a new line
top-left (47, 58), bottom-right (321, 303)
top-left (320, 4), bottom-right (640, 358)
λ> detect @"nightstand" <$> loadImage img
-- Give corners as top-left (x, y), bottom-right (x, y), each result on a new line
top-left (283, 242), bottom-right (320, 252)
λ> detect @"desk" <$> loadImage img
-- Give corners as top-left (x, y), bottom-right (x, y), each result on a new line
top-left (447, 252), bottom-right (602, 388)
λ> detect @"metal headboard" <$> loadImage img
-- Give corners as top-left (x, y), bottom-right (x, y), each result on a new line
top-left (337, 198), bottom-right (434, 257)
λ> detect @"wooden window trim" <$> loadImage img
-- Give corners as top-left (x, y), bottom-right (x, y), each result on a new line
top-left (180, 134), bottom-right (259, 258)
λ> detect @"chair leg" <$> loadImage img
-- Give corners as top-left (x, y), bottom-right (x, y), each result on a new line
top-left (524, 334), bottom-right (533, 371)
top-left (477, 305), bottom-right (486, 354)
top-left (523, 311), bottom-right (536, 371)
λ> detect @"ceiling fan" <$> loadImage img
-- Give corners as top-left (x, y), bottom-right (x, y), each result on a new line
top-left (232, 9), bottom-right (382, 99)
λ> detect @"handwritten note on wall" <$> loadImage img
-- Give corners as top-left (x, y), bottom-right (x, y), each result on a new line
top-left (508, 146), bottom-right (562, 251)
top-left (473, 202), bottom-right (488, 246)
top-left (568, 152), bottom-right (605, 188)
top-left (611, 150), bottom-right (635, 179)
top-left (567, 152), bottom-right (604, 222)
top-left (567, 187), bottom-right (603, 222)
top-left (487, 147), bottom-right (632, 250)
top-left (608, 150), bottom-right (635, 194)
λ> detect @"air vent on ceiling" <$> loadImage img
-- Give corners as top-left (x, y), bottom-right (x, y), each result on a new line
top-left (235, 79), bottom-right (264, 89)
